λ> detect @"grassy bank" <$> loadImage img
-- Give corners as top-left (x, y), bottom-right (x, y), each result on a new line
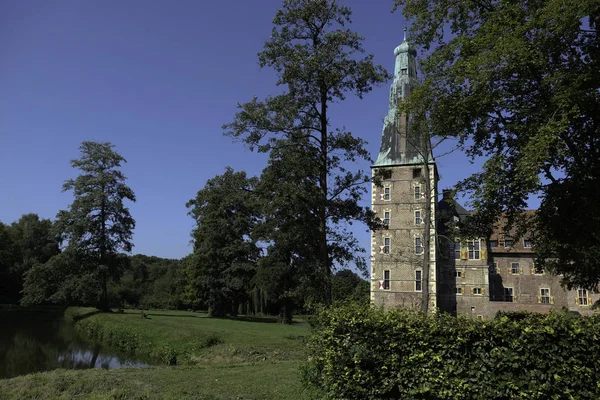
top-left (0, 308), bottom-right (316, 399)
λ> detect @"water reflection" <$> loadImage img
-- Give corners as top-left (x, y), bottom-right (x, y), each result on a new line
top-left (0, 309), bottom-right (149, 379)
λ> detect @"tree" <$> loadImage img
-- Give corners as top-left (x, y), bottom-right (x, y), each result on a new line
top-left (9, 214), bottom-right (60, 301)
top-left (331, 268), bottom-right (369, 304)
top-left (394, 0), bottom-right (600, 289)
top-left (224, 0), bottom-right (390, 304)
top-left (186, 167), bottom-right (260, 317)
top-left (24, 142), bottom-right (136, 309)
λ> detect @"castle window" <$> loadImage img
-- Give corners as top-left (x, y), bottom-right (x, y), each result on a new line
top-left (454, 270), bottom-right (463, 278)
top-left (504, 287), bottom-right (514, 302)
top-left (415, 237), bottom-right (423, 254)
top-left (489, 262), bottom-right (498, 274)
top-left (401, 68), bottom-right (408, 75)
top-left (577, 289), bottom-right (589, 306)
top-left (414, 210), bottom-right (421, 225)
top-left (504, 238), bottom-right (514, 248)
top-left (414, 185), bottom-right (421, 200)
top-left (473, 287), bottom-right (482, 295)
top-left (415, 270), bottom-right (422, 292)
top-left (384, 211), bottom-right (390, 226)
top-left (511, 263), bottom-right (520, 274)
top-left (523, 238), bottom-right (532, 248)
top-left (533, 263), bottom-right (544, 275)
top-left (383, 237), bottom-right (390, 254)
top-left (455, 287), bottom-right (464, 295)
top-left (383, 270), bottom-right (390, 290)
top-left (454, 242), bottom-right (461, 259)
top-left (413, 168), bottom-right (422, 178)
top-left (467, 240), bottom-right (480, 259)
top-left (539, 288), bottom-right (551, 304)
top-left (489, 240), bottom-right (498, 248)
top-left (384, 187), bottom-right (390, 200)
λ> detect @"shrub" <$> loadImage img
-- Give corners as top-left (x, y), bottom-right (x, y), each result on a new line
top-left (304, 304), bottom-right (600, 399)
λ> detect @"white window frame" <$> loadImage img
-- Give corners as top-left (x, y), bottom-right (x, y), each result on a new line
top-left (455, 287), bottom-right (464, 295)
top-left (383, 237), bottom-right (390, 254)
top-left (504, 287), bottom-right (514, 302)
top-left (415, 270), bottom-right (422, 292)
top-left (511, 262), bottom-right (520, 274)
top-left (415, 237), bottom-right (423, 254)
top-left (454, 270), bottom-right (463, 278)
top-left (414, 210), bottom-right (422, 225)
top-left (489, 240), bottom-right (498, 248)
top-left (577, 289), bottom-right (589, 306)
top-left (453, 241), bottom-right (461, 259)
top-left (504, 238), bottom-right (514, 248)
top-left (473, 287), bottom-right (482, 295)
top-left (523, 238), bottom-right (532, 249)
top-left (540, 288), bottom-right (550, 304)
top-left (383, 186), bottom-right (391, 201)
top-left (467, 239), bottom-right (480, 259)
top-left (383, 211), bottom-right (390, 226)
top-left (383, 270), bottom-right (391, 290)
top-left (414, 185), bottom-right (421, 200)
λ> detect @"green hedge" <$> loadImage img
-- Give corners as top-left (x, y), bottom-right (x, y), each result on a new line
top-left (304, 304), bottom-right (600, 399)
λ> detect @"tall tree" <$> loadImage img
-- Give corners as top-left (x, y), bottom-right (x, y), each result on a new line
top-left (224, 0), bottom-right (390, 304)
top-left (394, 0), bottom-right (600, 289)
top-left (186, 167), bottom-right (260, 317)
top-left (28, 142), bottom-right (136, 309)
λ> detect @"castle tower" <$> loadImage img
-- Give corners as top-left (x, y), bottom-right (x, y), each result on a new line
top-left (371, 29), bottom-right (438, 311)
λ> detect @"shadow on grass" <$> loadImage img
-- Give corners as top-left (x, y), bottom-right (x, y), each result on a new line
top-left (224, 315), bottom-right (280, 324)
top-left (71, 309), bottom-right (103, 322)
top-left (144, 313), bottom-right (199, 319)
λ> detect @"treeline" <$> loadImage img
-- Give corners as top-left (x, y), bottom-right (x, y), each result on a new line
top-left (0, 213), bottom-right (368, 314)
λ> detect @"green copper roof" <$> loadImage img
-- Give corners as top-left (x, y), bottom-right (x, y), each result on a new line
top-left (374, 29), bottom-right (432, 167)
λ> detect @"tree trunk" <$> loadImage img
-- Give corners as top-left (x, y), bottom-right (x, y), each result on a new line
top-left (319, 89), bottom-right (332, 305)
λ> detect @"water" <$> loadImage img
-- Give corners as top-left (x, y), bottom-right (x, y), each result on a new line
top-left (0, 308), bottom-right (150, 379)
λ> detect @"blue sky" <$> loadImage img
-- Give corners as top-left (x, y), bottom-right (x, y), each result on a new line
top-left (1, 0), bottom-right (490, 260)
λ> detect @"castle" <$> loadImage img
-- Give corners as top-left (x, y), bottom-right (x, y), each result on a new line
top-left (370, 32), bottom-right (598, 318)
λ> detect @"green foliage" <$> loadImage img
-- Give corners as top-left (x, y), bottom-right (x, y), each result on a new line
top-left (305, 304), bottom-right (600, 399)
top-left (0, 215), bottom-right (60, 304)
top-left (224, 0), bottom-right (390, 305)
top-left (28, 141), bottom-right (137, 309)
top-left (394, 0), bottom-right (600, 288)
top-left (186, 167), bottom-right (260, 317)
top-left (331, 269), bottom-right (369, 305)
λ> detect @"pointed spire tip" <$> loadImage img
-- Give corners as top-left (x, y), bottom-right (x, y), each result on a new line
top-left (403, 27), bottom-right (407, 42)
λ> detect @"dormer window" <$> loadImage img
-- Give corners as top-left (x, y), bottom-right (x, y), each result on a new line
top-left (401, 68), bottom-right (408, 75)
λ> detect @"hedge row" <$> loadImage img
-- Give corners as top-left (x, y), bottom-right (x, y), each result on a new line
top-left (304, 304), bottom-right (600, 399)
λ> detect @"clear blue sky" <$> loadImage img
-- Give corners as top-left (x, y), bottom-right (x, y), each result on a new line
top-left (0, 0), bottom-right (488, 260)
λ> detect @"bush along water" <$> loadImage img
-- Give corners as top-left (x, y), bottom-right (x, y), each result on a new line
top-left (65, 308), bottom-right (222, 365)
top-left (303, 304), bottom-right (600, 400)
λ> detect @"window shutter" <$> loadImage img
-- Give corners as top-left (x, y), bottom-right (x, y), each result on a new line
top-left (480, 248), bottom-right (487, 260)
top-left (482, 288), bottom-right (486, 295)
top-left (379, 245), bottom-right (384, 253)
top-left (575, 297), bottom-right (579, 305)
top-left (470, 288), bottom-right (474, 295)
top-left (380, 193), bottom-right (385, 200)
top-left (508, 268), bottom-right (511, 275)
top-left (519, 268), bottom-right (524, 275)
top-left (460, 247), bottom-right (468, 260)
top-left (537, 296), bottom-right (541, 304)
top-left (514, 295), bottom-right (518, 303)
top-left (550, 296), bottom-right (555, 305)
top-left (530, 267), bottom-right (534, 275)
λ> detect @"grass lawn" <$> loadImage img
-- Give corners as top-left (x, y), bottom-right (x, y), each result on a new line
top-left (0, 308), bottom-right (318, 400)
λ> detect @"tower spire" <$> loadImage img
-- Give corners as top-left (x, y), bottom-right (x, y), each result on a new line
top-left (373, 29), bottom-right (422, 167)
